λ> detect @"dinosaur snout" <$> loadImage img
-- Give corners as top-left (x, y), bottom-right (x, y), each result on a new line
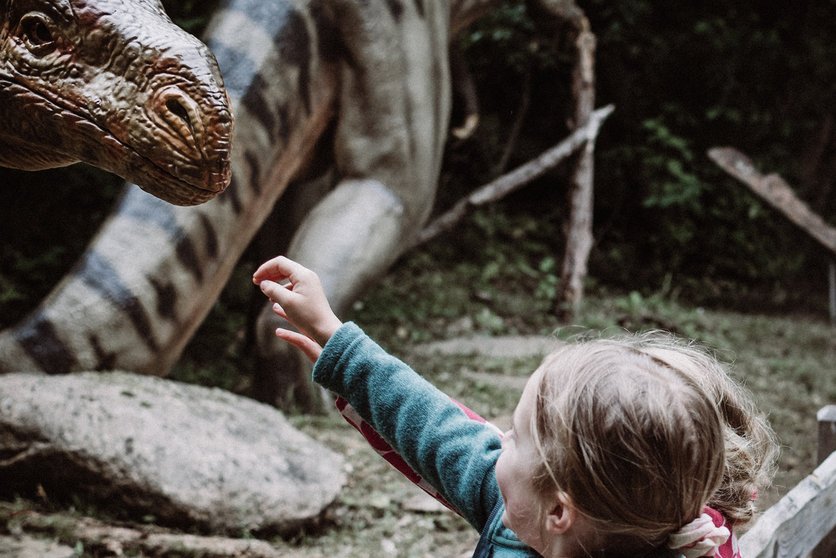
top-left (148, 85), bottom-right (232, 196)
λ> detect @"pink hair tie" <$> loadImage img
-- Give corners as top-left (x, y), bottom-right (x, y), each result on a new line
top-left (667, 512), bottom-right (730, 558)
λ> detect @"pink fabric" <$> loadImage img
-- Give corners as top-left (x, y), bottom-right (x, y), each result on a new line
top-left (703, 507), bottom-right (740, 558)
top-left (335, 397), bottom-right (458, 513)
top-left (335, 396), bottom-right (741, 558)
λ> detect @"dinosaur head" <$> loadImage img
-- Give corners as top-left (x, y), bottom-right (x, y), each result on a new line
top-left (0, 0), bottom-right (233, 205)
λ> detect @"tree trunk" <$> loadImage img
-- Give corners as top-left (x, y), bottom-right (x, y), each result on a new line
top-left (556, 14), bottom-right (597, 321)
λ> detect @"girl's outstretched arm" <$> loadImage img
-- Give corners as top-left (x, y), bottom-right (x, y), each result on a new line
top-left (253, 256), bottom-right (503, 530)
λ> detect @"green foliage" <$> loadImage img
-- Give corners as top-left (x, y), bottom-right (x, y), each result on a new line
top-left (464, 3), bottom-right (563, 74)
top-left (534, 256), bottom-right (560, 302)
top-left (639, 117), bottom-right (703, 212)
top-left (454, 0), bottom-right (835, 309)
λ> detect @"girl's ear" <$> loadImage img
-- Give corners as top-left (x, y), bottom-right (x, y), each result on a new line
top-left (545, 491), bottom-right (577, 535)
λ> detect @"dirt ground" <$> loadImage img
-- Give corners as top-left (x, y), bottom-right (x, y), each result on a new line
top-left (2, 321), bottom-right (832, 557)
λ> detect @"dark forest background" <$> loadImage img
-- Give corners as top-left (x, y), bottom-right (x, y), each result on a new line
top-left (2, 0), bottom-right (834, 329)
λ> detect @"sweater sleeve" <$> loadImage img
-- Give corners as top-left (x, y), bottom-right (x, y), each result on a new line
top-left (313, 322), bottom-right (502, 531)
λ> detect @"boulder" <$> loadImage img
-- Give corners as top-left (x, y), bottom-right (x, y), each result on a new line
top-left (0, 372), bottom-right (344, 533)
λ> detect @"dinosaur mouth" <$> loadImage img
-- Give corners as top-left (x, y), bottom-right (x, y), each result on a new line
top-left (140, 163), bottom-right (230, 205)
top-left (101, 115), bottom-right (233, 206)
top-left (24, 86), bottom-right (232, 206)
top-left (129, 136), bottom-right (233, 206)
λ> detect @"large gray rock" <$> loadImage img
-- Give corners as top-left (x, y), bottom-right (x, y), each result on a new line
top-left (0, 372), bottom-right (344, 533)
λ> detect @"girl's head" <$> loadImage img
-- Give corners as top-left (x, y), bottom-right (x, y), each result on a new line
top-left (495, 332), bottom-right (777, 557)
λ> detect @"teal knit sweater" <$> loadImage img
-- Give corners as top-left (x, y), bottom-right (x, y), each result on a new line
top-left (313, 322), bottom-right (538, 557)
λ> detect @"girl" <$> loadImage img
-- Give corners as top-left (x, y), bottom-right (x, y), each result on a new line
top-left (254, 256), bottom-right (777, 558)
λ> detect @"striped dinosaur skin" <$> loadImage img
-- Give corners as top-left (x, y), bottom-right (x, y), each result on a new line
top-left (0, 0), bottom-right (342, 375)
top-left (0, 0), bottom-right (571, 407)
top-left (0, 0), bottom-right (233, 205)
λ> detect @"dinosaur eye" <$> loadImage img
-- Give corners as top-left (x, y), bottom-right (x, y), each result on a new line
top-left (19, 13), bottom-right (57, 55)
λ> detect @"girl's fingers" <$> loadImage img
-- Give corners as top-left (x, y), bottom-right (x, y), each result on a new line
top-left (259, 280), bottom-right (290, 306)
top-left (252, 256), bottom-right (290, 284)
top-left (271, 302), bottom-right (288, 320)
top-left (260, 280), bottom-right (314, 337)
top-left (253, 255), bottom-right (308, 285)
top-left (275, 328), bottom-right (322, 363)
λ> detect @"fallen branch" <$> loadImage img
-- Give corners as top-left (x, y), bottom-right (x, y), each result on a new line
top-left (709, 146), bottom-right (836, 322)
top-left (410, 104), bottom-right (614, 249)
top-left (1, 503), bottom-right (282, 558)
top-left (708, 146), bottom-right (836, 257)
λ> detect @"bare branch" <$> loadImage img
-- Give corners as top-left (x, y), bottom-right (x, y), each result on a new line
top-left (410, 104), bottom-right (614, 249)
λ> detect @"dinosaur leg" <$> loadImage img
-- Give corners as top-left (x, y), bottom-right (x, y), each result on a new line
top-left (252, 1), bottom-right (454, 411)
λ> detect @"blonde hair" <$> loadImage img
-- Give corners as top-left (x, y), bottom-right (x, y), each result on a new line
top-left (528, 332), bottom-right (778, 554)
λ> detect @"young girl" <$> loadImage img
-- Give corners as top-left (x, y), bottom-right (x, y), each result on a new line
top-left (254, 256), bottom-right (777, 558)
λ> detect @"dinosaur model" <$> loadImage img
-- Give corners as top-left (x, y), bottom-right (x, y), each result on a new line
top-left (0, 0), bottom-right (233, 205)
top-left (0, 0), bottom-right (583, 410)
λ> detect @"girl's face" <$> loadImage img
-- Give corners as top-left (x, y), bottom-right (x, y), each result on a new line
top-left (495, 368), bottom-right (549, 552)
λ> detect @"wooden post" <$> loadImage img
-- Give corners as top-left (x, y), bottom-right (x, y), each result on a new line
top-left (740, 451), bottom-right (836, 558)
top-left (813, 405), bottom-right (836, 558)
top-left (819, 405), bottom-right (836, 465)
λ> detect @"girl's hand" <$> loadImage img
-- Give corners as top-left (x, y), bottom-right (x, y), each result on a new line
top-left (273, 322), bottom-right (323, 363)
top-left (253, 256), bottom-right (342, 356)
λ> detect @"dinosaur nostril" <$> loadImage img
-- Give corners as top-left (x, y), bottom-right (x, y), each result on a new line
top-left (157, 88), bottom-right (205, 147)
top-left (165, 97), bottom-right (193, 130)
